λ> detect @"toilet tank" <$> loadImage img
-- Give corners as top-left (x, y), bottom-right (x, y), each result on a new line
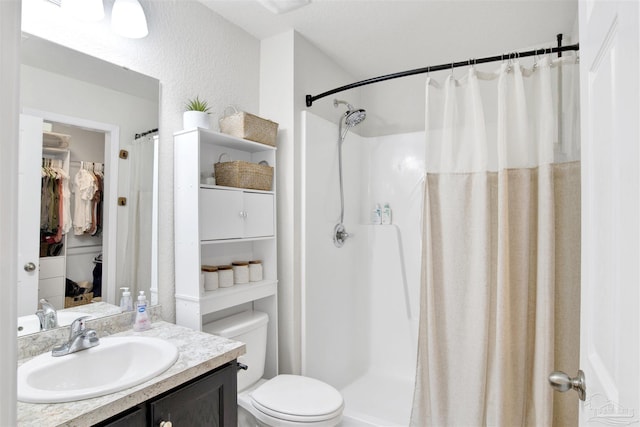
top-left (203, 310), bottom-right (268, 392)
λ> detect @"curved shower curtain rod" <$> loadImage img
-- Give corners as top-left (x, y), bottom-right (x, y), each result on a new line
top-left (305, 34), bottom-right (579, 107)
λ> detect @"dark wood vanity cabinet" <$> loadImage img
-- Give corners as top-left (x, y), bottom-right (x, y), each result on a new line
top-left (96, 361), bottom-right (238, 427)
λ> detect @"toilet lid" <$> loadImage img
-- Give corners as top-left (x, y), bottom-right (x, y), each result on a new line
top-left (251, 375), bottom-right (344, 422)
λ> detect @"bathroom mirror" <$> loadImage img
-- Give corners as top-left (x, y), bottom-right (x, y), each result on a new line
top-left (17, 33), bottom-right (160, 335)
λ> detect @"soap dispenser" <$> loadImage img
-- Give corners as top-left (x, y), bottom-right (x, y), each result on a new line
top-left (119, 287), bottom-right (133, 312)
top-left (133, 291), bottom-right (151, 331)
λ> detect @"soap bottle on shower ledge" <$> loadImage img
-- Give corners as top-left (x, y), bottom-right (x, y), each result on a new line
top-left (371, 203), bottom-right (382, 225)
top-left (382, 203), bottom-right (392, 225)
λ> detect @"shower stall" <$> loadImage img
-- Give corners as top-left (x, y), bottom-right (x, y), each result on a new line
top-left (301, 111), bottom-right (424, 426)
top-left (300, 38), bottom-right (581, 426)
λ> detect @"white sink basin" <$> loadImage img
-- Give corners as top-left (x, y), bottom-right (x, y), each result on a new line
top-left (17, 312), bottom-right (91, 337)
top-left (18, 336), bottom-right (179, 403)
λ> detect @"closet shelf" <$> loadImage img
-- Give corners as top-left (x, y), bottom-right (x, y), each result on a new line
top-left (43, 131), bottom-right (71, 148)
top-left (43, 146), bottom-right (70, 155)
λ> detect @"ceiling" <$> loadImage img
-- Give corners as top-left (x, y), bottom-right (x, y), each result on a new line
top-left (198, 0), bottom-right (579, 135)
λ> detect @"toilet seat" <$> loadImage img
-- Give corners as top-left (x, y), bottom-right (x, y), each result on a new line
top-left (250, 375), bottom-right (344, 423)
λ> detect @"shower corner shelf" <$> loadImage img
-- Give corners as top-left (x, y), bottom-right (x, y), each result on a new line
top-left (173, 127), bottom-right (279, 378)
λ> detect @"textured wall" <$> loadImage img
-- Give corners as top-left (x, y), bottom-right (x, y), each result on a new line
top-left (22, 0), bottom-right (261, 321)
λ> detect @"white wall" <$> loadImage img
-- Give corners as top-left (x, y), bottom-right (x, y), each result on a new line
top-left (259, 31), bottom-right (296, 375)
top-left (363, 132), bottom-right (423, 379)
top-left (22, 0), bottom-right (261, 321)
top-left (301, 112), bottom-right (368, 387)
top-left (259, 30), bottom-right (362, 374)
top-left (0, 2), bottom-right (21, 424)
top-left (301, 112), bottom-right (422, 390)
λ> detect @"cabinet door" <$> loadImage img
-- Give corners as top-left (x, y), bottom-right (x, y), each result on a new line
top-left (150, 362), bottom-right (237, 427)
top-left (199, 188), bottom-right (244, 240)
top-left (244, 192), bottom-right (274, 238)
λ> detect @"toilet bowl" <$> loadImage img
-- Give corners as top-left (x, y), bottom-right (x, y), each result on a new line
top-left (204, 310), bottom-right (344, 427)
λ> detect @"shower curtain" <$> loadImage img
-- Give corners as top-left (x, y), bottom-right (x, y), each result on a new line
top-left (121, 135), bottom-right (155, 297)
top-left (411, 55), bottom-right (581, 426)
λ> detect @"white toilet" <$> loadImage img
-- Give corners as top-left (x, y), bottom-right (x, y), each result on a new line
top-left (204, 310), bottom-right (344, 427)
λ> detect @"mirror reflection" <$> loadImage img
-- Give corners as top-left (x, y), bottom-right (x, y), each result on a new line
top-left (18, 34), bottom-right (160, 335)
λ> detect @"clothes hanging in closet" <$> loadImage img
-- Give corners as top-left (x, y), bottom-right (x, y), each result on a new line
top-left (72, 162), bottom-right (104, 236)
top-left (40, 159), bottom-right (71, 256)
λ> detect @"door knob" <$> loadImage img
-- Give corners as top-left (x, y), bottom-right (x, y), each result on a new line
top-left (548, 369), bottom-right (586, 401)
top-left (24, 262), bottom-right (37, 272)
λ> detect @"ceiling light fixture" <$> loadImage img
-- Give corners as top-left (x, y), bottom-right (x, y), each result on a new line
top-left (256, 0), bottom-right (311, 15)
top-left (111, 0), bottom-right (149, 39)
top-left (60, 0), bottom-right (105, 22)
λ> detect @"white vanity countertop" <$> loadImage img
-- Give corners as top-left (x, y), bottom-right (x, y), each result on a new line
top-left (17, 321), bottom-right (245, 427)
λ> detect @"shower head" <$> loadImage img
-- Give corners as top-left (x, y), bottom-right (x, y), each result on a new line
top-left (334, 99), bottom-right (366, 127)
top-left (345, 109), bottom-right (366, 126)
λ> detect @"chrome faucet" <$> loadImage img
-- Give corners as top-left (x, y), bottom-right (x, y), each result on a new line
top-left (35, 298), bottom-right (58, 331)
top-left (52, 316), bottom-right (100, 357)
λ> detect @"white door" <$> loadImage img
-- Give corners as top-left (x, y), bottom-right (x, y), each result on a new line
top-left (17, 114), bottom-right (43, 316)
top-left (578, 1), bottom-right (639, 425)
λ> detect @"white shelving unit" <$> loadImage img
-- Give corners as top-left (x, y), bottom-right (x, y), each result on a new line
top-left (174, 128), bottom-right (278, 378)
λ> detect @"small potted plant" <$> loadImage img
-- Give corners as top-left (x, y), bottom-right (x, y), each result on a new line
top-left (183, 96), bottom-right (211, 130)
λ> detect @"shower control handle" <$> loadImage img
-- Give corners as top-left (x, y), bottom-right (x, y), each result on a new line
top-left (333, 223), bottom-right (349, 248)
top-left (548, 370), bottom-right (586, 401)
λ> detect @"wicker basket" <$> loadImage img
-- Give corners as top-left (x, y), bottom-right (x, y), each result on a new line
top-left (219, 106), bottom-right (278, 147)
top-left (214, 154), bottom-right (273, 191)
top-left (65, 292), bottom-right (93, 308)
